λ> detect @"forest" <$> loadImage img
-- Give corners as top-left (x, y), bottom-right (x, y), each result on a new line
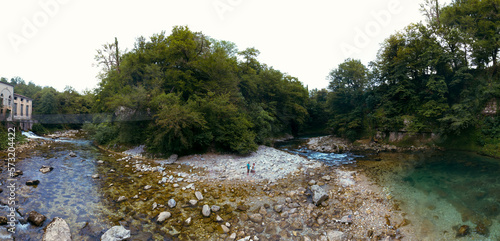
top-left (2, 0), bottom-right (499, 157)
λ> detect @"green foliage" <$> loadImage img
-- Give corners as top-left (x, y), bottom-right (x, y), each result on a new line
top-left (91, 26), bottom-right (309, 155)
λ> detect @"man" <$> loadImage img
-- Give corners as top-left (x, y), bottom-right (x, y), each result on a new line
top-left (247, 162), bottom-right (250, 175)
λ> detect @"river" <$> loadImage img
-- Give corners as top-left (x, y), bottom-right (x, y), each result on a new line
top-left (1, 134), bottom-right (499, 240)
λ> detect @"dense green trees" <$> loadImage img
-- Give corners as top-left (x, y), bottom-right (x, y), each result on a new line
top-left (88, 26), bottom-right (309, 155)
top-left (318, 0), bottom-right (499, 151)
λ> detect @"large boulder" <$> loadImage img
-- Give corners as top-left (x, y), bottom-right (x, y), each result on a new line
top-left (310, 185), bottom-right (329, 206)
top-left (101, 226), bottom-right (130, 241)
top-left (27, 211), bottom-right (46, 226)
top-left (42, 217), bottom-right (72, 241)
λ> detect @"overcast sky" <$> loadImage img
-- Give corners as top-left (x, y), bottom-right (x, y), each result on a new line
top-left (0, 0), bottom-right (446, 93)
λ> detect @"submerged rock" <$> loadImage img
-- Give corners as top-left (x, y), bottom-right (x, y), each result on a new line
top-left (202, 205), bottom-right (211, 217)
top-left (168, 199), bottom-right (176, 208)
top-left (27, 211), bottom-right (47, 226)
top-left (310, 185), bottom-right (329, 206)
top-left (195, 191), bottom-right (203, 200)
top-left (42, 217), bottom-right (72, 241)
top-left (457, 225), bottom-right (470, 237)
top-left (157, 212), bottom-right (171, 223)
top-left (39, 165), bottom-right (54, 174)
top-left (101, 226), bottom-right (130, 241)
top-left (249, 214), bottom-right (263, 223)
top-left (26, 180), bottom-right (40, 186)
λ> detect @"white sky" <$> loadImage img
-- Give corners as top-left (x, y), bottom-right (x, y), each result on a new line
top-left (0, 0), bottom-right (446, 93)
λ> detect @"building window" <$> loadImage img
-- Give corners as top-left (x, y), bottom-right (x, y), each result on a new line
top-left (13, 103), bottom-right (17, 116)
top-left (26, 105), bottom-right (29, 117)
top-left (8, 96), bottom-right (11, 105)
top-left (14, 97), bottom-right (17, 100)
top-left (21, 104), bottom-right (23, 116)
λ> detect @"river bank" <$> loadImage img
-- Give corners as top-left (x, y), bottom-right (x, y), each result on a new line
top-left (0, 130), bottom-right (410, 240)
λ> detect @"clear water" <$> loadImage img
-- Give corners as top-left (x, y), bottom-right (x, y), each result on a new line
top-left (359, 151), bottom-right (500, 240)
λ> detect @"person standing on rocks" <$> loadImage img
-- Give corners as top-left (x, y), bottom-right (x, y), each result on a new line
top-left (251, 163), bottom-right (256, 174)
top-left (247, 162), bottom-right (250, 175)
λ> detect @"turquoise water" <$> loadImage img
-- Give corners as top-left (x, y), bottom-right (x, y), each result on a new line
top-left (363, 151), bottom-right (500, 240)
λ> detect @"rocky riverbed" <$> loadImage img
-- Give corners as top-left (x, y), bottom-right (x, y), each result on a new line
top-left (0, 131), bottom-right (410, 240)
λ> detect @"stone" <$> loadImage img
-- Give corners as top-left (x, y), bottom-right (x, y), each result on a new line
top-left (211, 205), bottom-right (221, 212)
top-left (189, 200), bottom-right (198, 206)
top-left (322, 175), bottom-right (331, 181)
top-left (173, 184), bottom-right (179, 188)
top-left (152, 202), bottom-right (157, 210)
top-left (27, 211), bottom-right (46, 226)
top-left (340, 215), bottom-right (353, 224)
top-left (116, 196), bottom-right (127, 202)
top-left (310, 185), bottom-right (329, 206)
top-left (69, 152), bottom-right (77, 157)
top-left (13, 170), bottom-right (23, 177)
top-left (475, 222), bottom-right (489, 236)
top-left (42, 217), bottom-right (72, 241)
top-left (40, 165), bottom-right (54, 174)
top-left (202, 205), bottom-right (211, 217)
top-left (168, 199), bottom-right (176, 208)
top-left (259, 206), bottom-right (267, 216)
top-left (0, 216), bottom-right (7, 225)
top-left (101, 226), bottom-right (130, 241)
top-left (228, 233), bottom-right (237, 240)
top-left (220, 224), bottom-right (230, 233)
top-left (92, 174), bottom-right (99, 179)
top-left (166, 154), bottom-right (178, 164)
top-left (249, 214), bottom-right (263, 223)
top-left (457, 225), bottom-right (470, 237)
top-left (144, 185), bottom-right (152, 190)
top-left (216, 215), bottom-right (223, 222)
top-left (97, 160), bottom-right (104, 164)
top-left (317, 218), bottom-right (325, 225)
top-left (26, 180), bottom-right (40, 186)
top-left (326, 230), bottom-right (345, 241)
top-left (273, 204), bottom-right (283, 213)
top-left (185, 217), bottom-right (192, 226)
top-left (308, 180), bottom-right (317, 185)
top-left (195, 191), bottom-right (203, 200)
top-left (157, 212), bottom-right (171, 223)
top-left (290, 221), bottom-right (303, 230)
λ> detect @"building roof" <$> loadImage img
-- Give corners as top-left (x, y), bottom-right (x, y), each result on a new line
top-left (14, 93), bottom-right (33, 100)
top-left (0, 81), bottom-right (14, 88)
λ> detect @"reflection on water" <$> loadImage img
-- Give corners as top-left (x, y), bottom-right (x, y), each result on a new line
top-left (361, 151), bottom-right (500, 240)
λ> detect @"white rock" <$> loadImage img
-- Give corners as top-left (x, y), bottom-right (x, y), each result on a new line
top-left (189, 200), bottom-right (198, 206)
top-left (168, 199), bottom-right (176, 208)
top-left (228, 233), bottom-right (237, 241)
top-left (195, 191), bottom-right (203, 200)
top-left (326, 230), bottom-right (345, 241)
top-left (101, 226), bottom-right (130, 241)
top-left (211, 205), bottom-right (220, 212)
top-left (92, 174), bottom-right (99, 179)
top-left (185, 217), bottom-right (192, 225)
top-left (42, 217), bottom-right (71, 241)
top-left (116, 196), bottom-right (127, 202)
top-left (157, 212), bottom-right (171, 223)
top-left (202, 205), bottom-right (211, 217)
top-left (216, 215), bottom-right (223, 222)
top-left (220, 224), bottom-right (230, 233)
top-left (144, 185), bottom-right (152, 190)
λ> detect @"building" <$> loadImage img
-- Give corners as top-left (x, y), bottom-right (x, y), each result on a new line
top-left (0, 82), bottom-right (34, 130)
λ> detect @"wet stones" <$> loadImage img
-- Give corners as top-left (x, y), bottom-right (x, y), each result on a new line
top-left (157, 212), bottom-right (171, 223)
top-left (273, 204), bottom-right (283, 213)
top-left (211, 205), bottom-right (220, 212)
top-left (43, 217), bottom-right (72, 241)
top-left (39, 165), bottom-right (53, 174)
top-left (475, 222), bottom-right (489, 236)
top-left (310, 185), bottom-right (329, 206)
top-left (26, 180), bottom-right (40, 186)
top-left (202, 205), bottom-right (211, 217)
top-left (195, 191), bottom-right (203, 200)
top-left (168, 199), bottom-right (177, 208)
top-left (249, 213), bottom-right (263, 223)
top-left (101, 226), bottom-right (130, 241)
top-left (27, 211), bottom-right (46, 226)
top-left (456, 225), bottom-right (470, 237)
top-left (0, 216), bottom-right (7, 225)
